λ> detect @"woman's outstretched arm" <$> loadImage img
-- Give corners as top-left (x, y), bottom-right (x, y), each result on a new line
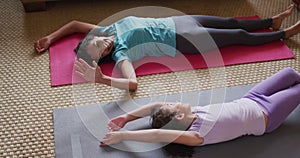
top-left (75, 59), bottom-right (138, 91)
top-left (34, 20), bottom-right (97, 53)
top-left (100, 129), bottom-right (204, 146)
top-left (97, 60), bottom-right (138, 91)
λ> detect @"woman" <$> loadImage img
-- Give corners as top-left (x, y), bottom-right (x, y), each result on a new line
top-left (100, 67), bottom-right (300, 146)
top-left (34, 5), bottom-right (300, 91)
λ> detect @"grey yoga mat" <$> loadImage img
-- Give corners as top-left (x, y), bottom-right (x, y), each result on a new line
top-left (53, 84), bottom-right (300, 158)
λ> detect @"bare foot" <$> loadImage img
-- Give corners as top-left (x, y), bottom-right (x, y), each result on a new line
top-left (272, 4), bottom-right (295, 30)
top-left (284, 20), bottom-right (300, 38)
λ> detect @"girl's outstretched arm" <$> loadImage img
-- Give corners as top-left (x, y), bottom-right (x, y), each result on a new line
top-left (34, 20), bottom-right (97, 53)
top-left (100, 129), bottom-right (204, 146)
top-left (107, 102), bottom-right (170, 131)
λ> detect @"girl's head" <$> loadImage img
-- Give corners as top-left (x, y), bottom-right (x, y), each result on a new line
top-left (150, 103), bottom-right (193, 131)
top-left (74, 35), bottom-right (114, 66)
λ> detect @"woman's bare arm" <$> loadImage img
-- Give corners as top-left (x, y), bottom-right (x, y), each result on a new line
top-left (99, 60), bottom-right (138, 91)
top-left (75, 59), bottom-right (138, 91)
top-left (34, 20), bottom-right (97, 53)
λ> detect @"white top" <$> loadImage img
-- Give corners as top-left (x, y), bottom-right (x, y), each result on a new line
top-left (189, 98), bottom-right (266, 145)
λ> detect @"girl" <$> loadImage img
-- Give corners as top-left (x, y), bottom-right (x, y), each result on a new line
top-left (34, 5), bottom-right (300, 91)
top-left (100, 68), bottom-right (300, 146)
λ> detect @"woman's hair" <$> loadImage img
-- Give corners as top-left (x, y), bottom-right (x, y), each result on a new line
top-left (150, 107), bottom-right (186, 130)
top-left (74, 34), bottom-right (113, 66)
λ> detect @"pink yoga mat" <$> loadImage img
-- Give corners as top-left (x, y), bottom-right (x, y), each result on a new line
top-left (49, 16), bottom-right (295, 87)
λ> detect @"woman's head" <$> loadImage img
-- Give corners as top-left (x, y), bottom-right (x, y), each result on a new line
top-left (150, 103), bottom-right (192, 130)
top-left (74, 35), bottom-right (114, 66)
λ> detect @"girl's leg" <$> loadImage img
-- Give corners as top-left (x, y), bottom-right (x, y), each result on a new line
top-left (244, 68), bottom-right (300, 97)
top-left (243, 68), bottom-right (300, 132)
top-left (262, 83), bottom-right (300, 133)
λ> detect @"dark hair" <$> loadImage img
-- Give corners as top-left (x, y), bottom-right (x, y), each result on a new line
top-left (150, 107), bottom-right (185, 130)
top-left (74, 34), bottom-right (114, 66)
top-left (151, 107), bottom-right (195, 157)
top-left (162, 143), bottom-right (195, 158)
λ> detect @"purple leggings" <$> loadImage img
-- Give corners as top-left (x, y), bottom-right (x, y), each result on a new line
top-left (244, 68), bottom-right (300, 133)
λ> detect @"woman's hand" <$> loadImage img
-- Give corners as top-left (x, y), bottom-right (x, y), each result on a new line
top-left (75, 59), bottom-right (138, 90)
top-left (75, 59), bottom-right (104, 83)
top-left (107, 115), bottom-right (127, 131)
top-left (34, 36), bottom-right (51, 53)
top-left (100, 131), bottom-right (123, 146)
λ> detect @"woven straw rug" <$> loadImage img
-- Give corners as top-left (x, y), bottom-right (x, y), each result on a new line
top-left (0, 0), bottom-right (299, 157)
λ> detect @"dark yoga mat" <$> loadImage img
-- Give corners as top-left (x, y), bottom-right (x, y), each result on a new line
top-left (53, 84), bottom-right (300, 158)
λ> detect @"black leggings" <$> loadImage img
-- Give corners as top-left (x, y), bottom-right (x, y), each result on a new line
top-left (172, 15), bottom-right (285, 54)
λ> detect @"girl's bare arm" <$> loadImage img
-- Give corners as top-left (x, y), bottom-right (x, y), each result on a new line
top-left (101, 129), bottom-right (204, 146)
top-left (107, 102), bottom-right (168, 131)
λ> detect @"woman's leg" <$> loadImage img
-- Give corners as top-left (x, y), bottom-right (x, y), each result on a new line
top-left (204, 28), bottom-right (285, 48)
top-left (243, 68), bottom-right (300, 133)
top-left (189, 4), bottom-right (294, 31)
top-left (190, 15), bottom-right (272, 32)
top-left (173, 16), bottom-right (285, 54)
top-left (173, 4), bottom-right (297, 54)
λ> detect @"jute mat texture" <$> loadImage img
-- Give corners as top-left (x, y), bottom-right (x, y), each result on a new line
top-left (0, 0), bottom-right (299, 157)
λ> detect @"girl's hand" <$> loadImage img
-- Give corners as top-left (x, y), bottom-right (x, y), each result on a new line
top-left (100, 131), bottom-right (123, 146)
top-left (34, 36), bottom-right (51, 53)
top-left (75, 59), bottom-right (104, 83)
top-left (107, 115), bottom-right (127, 131)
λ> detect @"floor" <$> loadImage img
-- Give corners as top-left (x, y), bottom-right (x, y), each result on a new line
top-left (0, 0), bottom-right (299, 157)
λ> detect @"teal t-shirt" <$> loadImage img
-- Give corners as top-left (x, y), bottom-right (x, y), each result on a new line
top-left (95, 16), bottom-right (176, 64)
